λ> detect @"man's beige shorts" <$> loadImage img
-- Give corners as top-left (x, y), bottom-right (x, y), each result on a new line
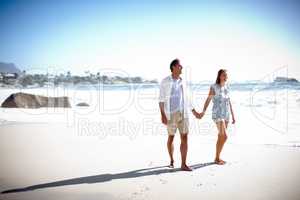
top-left (167, 111), bottom-right (189, 135)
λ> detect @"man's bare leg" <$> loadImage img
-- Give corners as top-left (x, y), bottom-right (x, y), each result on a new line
top-left (180, 133), bottom-right (192, 171)
top-left (167, 135), bottom-right (175, 168)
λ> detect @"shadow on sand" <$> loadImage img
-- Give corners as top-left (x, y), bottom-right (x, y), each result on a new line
top-left (1, 162), bottom-right (215, 194)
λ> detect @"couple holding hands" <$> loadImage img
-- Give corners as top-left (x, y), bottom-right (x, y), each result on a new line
top-left (159, 59), bottom-right (236, 171)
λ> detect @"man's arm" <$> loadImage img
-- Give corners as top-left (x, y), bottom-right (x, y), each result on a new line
top-left (191, 108), bottom-right (200, 118)
top-left (159, 102), bottom-right (167, 125)
top-left (184, 82), bottom-right (200, 118)
top-left (159, 79), bottom-right (168, 125)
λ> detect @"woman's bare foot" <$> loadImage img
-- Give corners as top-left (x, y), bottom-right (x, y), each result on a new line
top-left (169, 160), bottom-right (174, 168)
top-left (181, 164), bottom-right (193, 171)
top-left (214, 158), bottom-right (226, 165)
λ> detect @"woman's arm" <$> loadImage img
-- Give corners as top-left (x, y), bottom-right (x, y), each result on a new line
top-left (200, 86), bottom-right (215, 117)
top-left (229, 99), bottom-right (235, 124)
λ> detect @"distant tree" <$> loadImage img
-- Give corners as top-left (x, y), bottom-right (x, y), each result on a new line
top-left (33, 74), bottom-right (47, 87)
top-left (96, 72), bottom-right (101, 81)
top-left (72, 76), bottom-right (81, 84)
top-left (131, 77), bottom-right (143, 83)
top-left (101, 75), bottom-right (109, 83)
top-left (19, 75), bottom-right (34, 87)
top-left (13, 73), bottom-right (19, 79)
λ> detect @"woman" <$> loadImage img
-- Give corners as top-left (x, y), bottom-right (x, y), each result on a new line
top-left (197, 69), bottom-right (235, 165)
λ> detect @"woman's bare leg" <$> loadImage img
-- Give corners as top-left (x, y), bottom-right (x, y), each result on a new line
top-left (215, 120), bottom-right (228, 165)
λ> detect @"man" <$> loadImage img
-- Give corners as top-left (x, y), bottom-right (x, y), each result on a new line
top-left (159, 58), bottom-right (199, 171)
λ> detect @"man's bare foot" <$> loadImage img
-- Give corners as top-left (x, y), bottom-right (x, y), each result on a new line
top-left (181, 164), bottom-right (193, 171)
top-left (214, 159), bottom-right (226, 165)
top-left (169, 160), bottom-right (174, 168)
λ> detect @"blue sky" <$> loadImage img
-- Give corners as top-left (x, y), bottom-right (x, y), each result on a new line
top-left (0, 0), bottom-right (300, 81)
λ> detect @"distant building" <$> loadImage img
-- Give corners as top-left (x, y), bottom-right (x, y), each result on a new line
top-left (1, 73), bottom-right (18, 84)
top-left (4, 73), bottom-right (18, 79)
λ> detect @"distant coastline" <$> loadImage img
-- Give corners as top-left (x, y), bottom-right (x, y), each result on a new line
top-left (1, 61), bottom-right (299, 89)
top-left (0, 62), bottom-right (158, 88)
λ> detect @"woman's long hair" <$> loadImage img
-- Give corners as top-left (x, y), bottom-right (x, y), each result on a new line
top-left (215, 69), bottom-right (227, 85)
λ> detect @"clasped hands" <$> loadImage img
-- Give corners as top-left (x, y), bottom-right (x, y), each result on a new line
top-left (192, 109), bottom-right (204, 119)
top-left (192, 109), bottom-right (236, 124)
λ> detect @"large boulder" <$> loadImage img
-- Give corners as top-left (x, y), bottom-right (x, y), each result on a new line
top-left (1, 92), bottom-right (71, 108)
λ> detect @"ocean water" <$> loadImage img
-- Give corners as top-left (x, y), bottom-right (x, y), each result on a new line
top-left (0, 81), bottom-right (300, 147)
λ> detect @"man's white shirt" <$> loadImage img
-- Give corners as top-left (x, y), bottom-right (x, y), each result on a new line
top-left (159, 75), bottom-right (194, 120)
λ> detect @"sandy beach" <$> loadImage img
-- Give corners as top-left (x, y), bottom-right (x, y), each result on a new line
top-left (0, 122), bottom-right (300, 200)
top-left (1, 86), bottom-right (300, 200)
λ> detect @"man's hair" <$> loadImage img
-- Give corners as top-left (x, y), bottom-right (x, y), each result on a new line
top-left (170, 59), bottom-right (180, 72)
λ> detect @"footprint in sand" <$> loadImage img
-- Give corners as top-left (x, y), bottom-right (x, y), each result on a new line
top-left (130, 185), bottom-right (150, 199)
top-left (159, 178), bottom-right (168, 184)
top-left (144, 186), bottom-right (150, 191)
top-left (196, 183), bottom-right (203, 187)
top-left (130, 191), bottom-right (143, 200)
